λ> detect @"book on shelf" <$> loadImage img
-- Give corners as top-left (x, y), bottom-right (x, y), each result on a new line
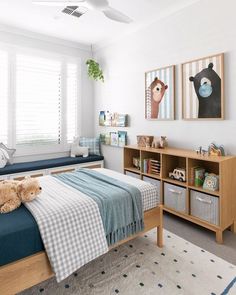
top-left (194, 167), bottom-right (206, 187)
top-left (99, 111), bottom-right (128, 127)
top-left (142, 158), bottom-right (150, 173)
top-left (118, 131), bottom-right (127, 147)
top-left (110, 132), bottom-right (119, 146)
top-left (190, 166), bottom-right (199, 185)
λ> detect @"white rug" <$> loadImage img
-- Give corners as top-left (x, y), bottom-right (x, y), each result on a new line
top-left (19, 229), bottom-right (236, 295)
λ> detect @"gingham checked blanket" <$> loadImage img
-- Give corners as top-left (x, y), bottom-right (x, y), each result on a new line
top-left (24, 169), bottom-right (159, 282)
top-left (24, 176), bottom-right (108, 282)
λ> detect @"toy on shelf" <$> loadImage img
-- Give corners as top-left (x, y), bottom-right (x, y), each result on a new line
top-left (208, 143), bottom-right (225, 156)
top-left (151, 137), bottom-right (159, 148)
top-left (160, 136), bottom-right (168, 148)
top-left (169, 168), bottom-right (186, 182)
top-left (133, 157), bottom-right (140, 170)
top-left (203, 173), bottom-right (219, 191)
top-left (195, 146), bottom-right (208, 156)
top-left (151, 136), bottom-right (168, 149)
top-left (137, 135), bottom-right (154, 148)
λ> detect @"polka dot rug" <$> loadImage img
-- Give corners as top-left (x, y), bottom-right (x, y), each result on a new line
top-left (19, 229), bottom-right (236, 295)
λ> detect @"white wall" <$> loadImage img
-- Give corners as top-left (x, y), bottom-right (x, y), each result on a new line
top-left (94, 0), bottom-right (236, 172)
top-left (0, 24), bottom-right (94, 162)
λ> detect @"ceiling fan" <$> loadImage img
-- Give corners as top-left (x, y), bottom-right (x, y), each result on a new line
top-left (32, 0), bottom-right (133, 23)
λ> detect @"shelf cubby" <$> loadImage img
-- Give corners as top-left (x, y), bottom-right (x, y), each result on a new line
top-left (162, 154), bottom-right (187, 183)
top-left (124, 146), bottom-right (141, 173)
top-left (140, 150), bottom-right (161, 177)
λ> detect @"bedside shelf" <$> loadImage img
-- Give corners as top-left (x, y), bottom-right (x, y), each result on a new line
top-left (123, 145), bottom-right (236, 243)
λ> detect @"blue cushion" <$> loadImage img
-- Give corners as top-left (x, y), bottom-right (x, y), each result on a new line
top-left (79, 137), bottom-right (101, 155)
top-left (0, 155), bottom-right (104, 176)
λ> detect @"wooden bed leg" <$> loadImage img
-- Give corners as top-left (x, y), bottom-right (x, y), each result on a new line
top-left (216, 230), bottom-right (223, 244)
top-left (230, 221), bottom-right (236, 233)
top-left (157, 205), bottom-right (163, 247)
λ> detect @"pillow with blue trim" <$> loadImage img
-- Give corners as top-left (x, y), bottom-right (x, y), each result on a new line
top-left (0, 143), bottom-right (16, 165)
top-left (79, 137), bottom-right (101, 155)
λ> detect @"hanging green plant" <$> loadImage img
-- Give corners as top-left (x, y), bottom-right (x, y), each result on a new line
top-left (86, 59), bottom-right (104, 82)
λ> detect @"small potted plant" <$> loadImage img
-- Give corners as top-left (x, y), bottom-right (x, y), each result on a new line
top-left (86, 59), bottom-right (104, 82)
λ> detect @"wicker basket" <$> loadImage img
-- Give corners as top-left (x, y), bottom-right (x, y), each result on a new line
top-left (137, 135), bottom-right (154, 147)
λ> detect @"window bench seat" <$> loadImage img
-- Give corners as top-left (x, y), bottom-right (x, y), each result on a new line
top-left (0, 155), bottom-right (104, 180)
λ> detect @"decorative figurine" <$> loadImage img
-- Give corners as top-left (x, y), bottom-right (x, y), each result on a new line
top-left (208, 143), bottom-right (225, 156)
top-left (151, 137), bottom-right (160, 149)
top-left (151, 136), bottom-right (168, 149)
top-left (159, 136), bottom-right (168, 149)
top-left (195, 146), bottom-right (208, 156)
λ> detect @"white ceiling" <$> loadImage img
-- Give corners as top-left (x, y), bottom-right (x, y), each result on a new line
top-left (0, 0), bottom-right (200, 48)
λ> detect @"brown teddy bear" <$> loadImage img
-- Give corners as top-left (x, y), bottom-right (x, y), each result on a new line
top-left (0, 176), bottom-right (42, 213)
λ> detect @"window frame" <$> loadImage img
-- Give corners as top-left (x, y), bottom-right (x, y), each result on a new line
top-left (0, 43), bottom-right (81, 157)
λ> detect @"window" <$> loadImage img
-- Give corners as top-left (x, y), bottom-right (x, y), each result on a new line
top-left (0, 50), bottom-right (8, 144)
top-left (16, 55), bottom-right (62, 145)
top-left (0, 46), bottom-right (80, 155)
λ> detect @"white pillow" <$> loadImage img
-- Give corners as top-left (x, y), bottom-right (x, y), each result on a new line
top-left (0, 148), bottom-right (9, 168)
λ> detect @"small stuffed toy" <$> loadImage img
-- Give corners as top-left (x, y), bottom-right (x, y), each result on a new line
top-left (71, 137), bottom-right (89, 157)
top-left (0, 176), bottom-right (42, 213)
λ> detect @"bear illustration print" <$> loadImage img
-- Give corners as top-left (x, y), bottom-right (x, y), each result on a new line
top-left (149, 77), bottom-right (168, 119)
top-left (189, 63), bottom-right (221, 118)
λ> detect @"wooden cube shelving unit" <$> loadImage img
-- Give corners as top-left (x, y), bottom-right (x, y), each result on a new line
top-left (123, 145), bottom-right (236, 243)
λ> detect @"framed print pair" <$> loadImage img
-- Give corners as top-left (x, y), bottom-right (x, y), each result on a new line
top-left (145, 53), bottom-right (224, 120)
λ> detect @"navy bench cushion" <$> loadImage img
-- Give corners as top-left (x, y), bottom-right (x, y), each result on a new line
top-left (0, 205), bottom-right (44, 266)
top-left (0, 155), bottom-right (104, 176)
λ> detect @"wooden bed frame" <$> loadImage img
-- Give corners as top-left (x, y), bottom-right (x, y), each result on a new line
top-left (0, 205), bottom-right (163, 295)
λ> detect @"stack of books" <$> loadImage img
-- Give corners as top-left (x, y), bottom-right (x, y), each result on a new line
top-left (141, 158), bottom-right (161, 175)
top-left (148, 159), bottom-right (161, 175)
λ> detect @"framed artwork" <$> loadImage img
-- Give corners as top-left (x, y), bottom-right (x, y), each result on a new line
top-left (182, 53), bottom-right (224, 120)
top-left (145, 65), bottom-right (175, 120)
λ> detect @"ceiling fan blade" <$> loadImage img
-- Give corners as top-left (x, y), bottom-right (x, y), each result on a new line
top-left (86, 0), bottom-right (108, 10)
top-left (32, 0), bottom-right (85, 6)
top-left (103, 6), bottom-right (133, 23)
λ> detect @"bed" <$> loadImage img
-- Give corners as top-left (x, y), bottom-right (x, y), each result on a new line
top-left (0, 168), bottom-right (163, 295)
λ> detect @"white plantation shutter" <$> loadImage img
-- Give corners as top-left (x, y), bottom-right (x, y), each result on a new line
top-left (16, 54), bottom-right (62, 145)
top-left (67, 63), bottom-right (78, 142)
top-left (0, 51), bottom-right (8, 144)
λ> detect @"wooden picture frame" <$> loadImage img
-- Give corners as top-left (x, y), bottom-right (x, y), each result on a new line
top-left (145, 65), bottom-right (175, 120)
top-left (182, 53), bottom-right (224, 120)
